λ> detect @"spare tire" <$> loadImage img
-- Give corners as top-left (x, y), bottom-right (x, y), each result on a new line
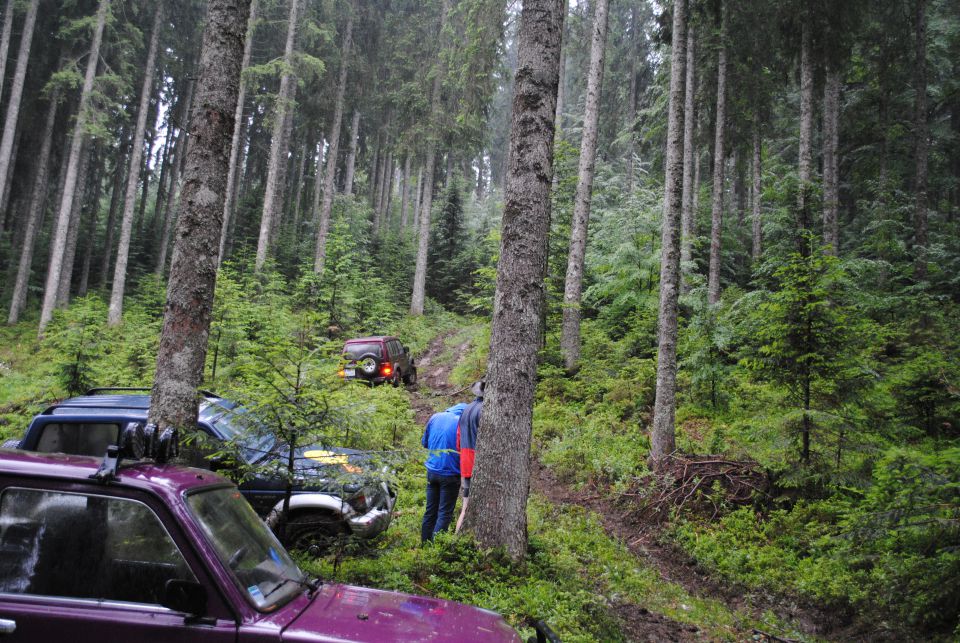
top-left (358, 353), bottom-right (379, 376)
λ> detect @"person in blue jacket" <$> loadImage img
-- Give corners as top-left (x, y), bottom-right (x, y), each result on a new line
top-left (420, 403), bottom-right (466, 542)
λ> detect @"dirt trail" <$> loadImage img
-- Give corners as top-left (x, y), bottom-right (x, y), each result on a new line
top-left (411, 328), bottom-right (861, 642)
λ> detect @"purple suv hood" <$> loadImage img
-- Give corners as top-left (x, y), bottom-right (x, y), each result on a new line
top-left (282, 582), bottom-right (522, 642)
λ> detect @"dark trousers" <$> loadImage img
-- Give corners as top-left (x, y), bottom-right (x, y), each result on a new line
top-left (421, 471), bottom-right (461, 542)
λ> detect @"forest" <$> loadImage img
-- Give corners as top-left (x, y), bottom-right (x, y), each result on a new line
top-left (0, 0), bottom-right (958, 640)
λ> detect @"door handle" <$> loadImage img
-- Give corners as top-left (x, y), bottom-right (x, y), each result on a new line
top-left (0, 619), bottom-right (15, 634)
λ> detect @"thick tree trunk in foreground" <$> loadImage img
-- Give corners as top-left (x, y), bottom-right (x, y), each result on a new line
top-left (751, 123), bottom-right (762, 263)
top-left (256, 0), bottom-right (300, 271)
top-left (650, 0), bottom-right (687, 466)
top-left (8, 91), bottom-right (57, 324)
top-left (822, 64), bottom-right (840, 255)
top-left (410, 0), bottom-right (450, 316)
top-left (107, 3), bottom-right (162, 325)
top-left (707, 2), bottom-right (727, 305)
top-left (39, 0), bottom-right (109, 336)
top-left (913, 0), bottom-right (928, 281)
top-left (219, 0), bottom-right (257, 267)
top-left (560, 0), bottom-right (608, 372)
top-left (313, 0), bottom-right (355, 274)
top-left (460, 0), bottom-right (564, 562)
top-left (680, 24), bottom-right (696, 285)
top-left (149, 0), bottom-right (251, 434)
top-left (0, 0), bottom-right (38, 211)
top-left (343, 109), bottom-right (360, 195)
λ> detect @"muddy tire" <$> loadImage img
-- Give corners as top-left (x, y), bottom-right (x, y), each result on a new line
top-left (284, 510), bottom-right (346, 555)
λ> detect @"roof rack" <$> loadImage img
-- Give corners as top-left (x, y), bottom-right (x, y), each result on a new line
top-left (85, 387), bottom-right (220, 399)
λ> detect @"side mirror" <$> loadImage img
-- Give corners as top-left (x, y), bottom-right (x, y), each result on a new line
top-left (163, 579), bottom-right (207, 616)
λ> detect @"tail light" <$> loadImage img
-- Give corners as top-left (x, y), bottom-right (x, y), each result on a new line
top-left (381, 364), bottom-right (393, 376)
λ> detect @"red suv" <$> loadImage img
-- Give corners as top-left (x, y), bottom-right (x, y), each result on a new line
top-left (339, 336), bottom-right (417, 386)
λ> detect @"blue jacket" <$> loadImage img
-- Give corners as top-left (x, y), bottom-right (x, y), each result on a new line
top-left (422, 403), bottom-right (465, 477)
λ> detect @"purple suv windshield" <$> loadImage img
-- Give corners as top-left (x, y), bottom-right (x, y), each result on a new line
top-left (187, 487), bottom-right (305, 612)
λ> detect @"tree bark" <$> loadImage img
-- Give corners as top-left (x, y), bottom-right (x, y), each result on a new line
top-left (751, 122), bottom-right (762, 263)
top-left (308, 137), bottom-right (323, 235)
top-left (797, 19), bottom-right (814, 223)
top-left (100, 131), bottom-right (129, 290)
top-left (78, 155), bottom-right (105, 297)
top-left (149, 0), bottom-right (251, 434)
top-left (7, 90), bottom-right (57, 324)
top-left (218, 0), bottom-right (257, 267)
top-left (38, 0), bottom-right (109, 336)
top-left (913, 0), bottom-right (928, 280)
top-left (343, 109), bottom-right (360, 195)
top-left (560, 0), bottom-right (608, 372)
top-left (107, 3), bottom-right (162, 326)
top-left (156, 81), bottom-right (195, 275)
top-left (289, 138), bottom-right (308, 233)
top-left (399, 152), bottom-right (411, 229)
top-left (256, 0), bottom-right (301, 271)
top-left (460, 0), bottom-right (564, 561)
top-left (625, 4), bottom-right (637, 192)
top-left (0, 0), bottom-right (14, 117)
top-left (0, 0), bottom-right (38, 213)
top-left (313, 0), bottom-right (355, 273)
top-left (680, 23), bottom-right (696, 284)
top-left (412, 164), bottom-right (423, 233)
top-left (822, 63), bottom-right (840, 255)
top-left (707, 1), bottom-right (727, 305)
top-left (56, 143), bottom-right (93, 306)
top-left (410, 0), bottom-right (450, 315)
top-left (650, 0), bottom-right (687, 465)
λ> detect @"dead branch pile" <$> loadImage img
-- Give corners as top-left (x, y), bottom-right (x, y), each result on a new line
top-left (622, 454), bottom-right (770, 523)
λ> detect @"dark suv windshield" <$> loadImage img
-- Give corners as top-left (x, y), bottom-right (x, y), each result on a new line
top-left (343, 342), bottom-right (382, 359)
top-left (207, 404), bottom-right (276, 463)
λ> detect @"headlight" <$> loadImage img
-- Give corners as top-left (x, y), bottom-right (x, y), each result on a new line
top-left (346, 486), bottom-right (379, 513)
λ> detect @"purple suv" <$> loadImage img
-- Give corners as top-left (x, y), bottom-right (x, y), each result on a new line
top-left (0, 449), bottom-right (525, 642)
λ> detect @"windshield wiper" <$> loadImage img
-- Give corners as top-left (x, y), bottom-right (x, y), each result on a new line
top-left (262, 572), bottom-right (320, 600)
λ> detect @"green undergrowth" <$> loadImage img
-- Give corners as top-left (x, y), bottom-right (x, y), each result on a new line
top-left (302, 455), bottom-right (768, 642)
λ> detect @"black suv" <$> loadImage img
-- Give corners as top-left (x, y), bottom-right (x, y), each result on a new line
top-left (339, 336), bottom-right (416, 386)
top-left (6, 389), bottom-right (396, 550)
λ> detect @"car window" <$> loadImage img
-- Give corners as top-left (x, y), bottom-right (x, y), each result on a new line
top-left (343, 342), bottom-right (382, 359)
top-left (0, 488), bottom-right (196, 605)
top-left (207, 404), bottom-right (277, 464)
top-left (36, 422), bottom-right (119, 456)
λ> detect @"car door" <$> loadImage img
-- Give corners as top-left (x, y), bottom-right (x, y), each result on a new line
top-left (0, 485), bottom-right (238, 643)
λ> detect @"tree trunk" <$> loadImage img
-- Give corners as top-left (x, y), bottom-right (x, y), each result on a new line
top-left (148, 0), bottom-right (251, 434)
top-left (707, 2), bottom-right (727, 305)
top-left (680, 23), bottom-right (696, 284)
top-left (7, 90), bottom-right (57, 324)
top-left (560, 0), bottom-right (608, 372)
top-left (343, 109), bottom-right (360, 195)
top-left (913, 0), bottom-right (928, 280)
top-left (38, 0), bottom-right (109, 336)
top-left (412, 164), bottom-right (423, 233)
top-left (822, 64), bottom-right (840, 255)
top-left (289, 138), bottom-right (308, 233)
top-left (399, 152), bottom-right (411, 229)
top-left (218, 0), bottom-right (257, 267)
top-left (368, 135), bottom-right (380, 208)
top-left (107, 3), bottom-right (162, 326)
top-left (256, 0), bottom-right (301, 271)
top-left (78, 156), bottom-right (105, 297)
top-left (625, 4), bottom-right (637, 192)
top-left (382, 152), bottom-right (395, 228)
top-left (156, 81), bottom-right (195, 275)
top-left (270, 106), bottom-right (295, 243)
top-left (57, 143), bottom-right (93, 306)
top-left (308, 136), bottom-right (323, 234)
top-left (0, 0), bottom-right (38, 213)
top-left (313, 0), bottom-right (355, 273)
top-left (460, 0), bottom-right (564, 561)
top-left (0, 0), bottom-right (14, 116)
top-left (410, 0), bottom-right (450, 315)
top-left (797, 19), bottom-right (814, 223)
top-left (100, 131), bottom-right (129, 290)
top-left (751, 122), bottom-right (762, 263)
top-left (149, 113), bottom-right (176, 244)
top-left (650, 0), bottom-right (687, 465)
